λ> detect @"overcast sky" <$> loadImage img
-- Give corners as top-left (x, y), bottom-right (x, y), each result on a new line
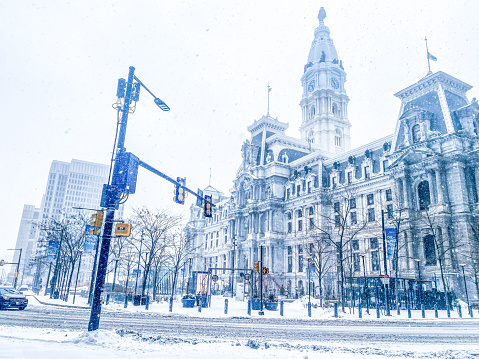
top-left (1, 0), bottom-right (478, 265)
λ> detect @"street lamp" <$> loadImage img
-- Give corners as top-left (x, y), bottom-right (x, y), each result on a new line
top-left (112, 256), bottom-right (120, 292)
top-left (361, 254), bottom-right (369, 314)
top-left (460, 264), bottom-right (470, 313)
top-left (414, 259), bottom-right (422, 309)
top-left (231, 236), bottom-right (236, 297)
top-left (73, 250), bottom-right (83, 304)
top-left (7, 248), bottom-right (22, 289)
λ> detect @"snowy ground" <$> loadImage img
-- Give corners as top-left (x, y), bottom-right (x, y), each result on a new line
top-left (24, 290), bottom-right (477, 320)
top-left (0, 292), bottom-right (478, 358)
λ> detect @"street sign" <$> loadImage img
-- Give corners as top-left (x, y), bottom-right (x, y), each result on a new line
top-left (381, 274), bottom-right (390, 285)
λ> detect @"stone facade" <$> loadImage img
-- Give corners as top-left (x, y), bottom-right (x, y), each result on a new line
top-left (185, 8), bottom-right (479, 303)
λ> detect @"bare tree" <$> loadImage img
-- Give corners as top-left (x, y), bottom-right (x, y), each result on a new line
top-left (314, 187), bottom-right (369, 311)
top-left (37, 215), bottom-right (87, 301)
top-left (128, 207), bottom-right (182, 296)
top-left (381, 192), bottom-right (411, 305)
top-left (303, 228), bottom-right (335, 307)
top-left (165, 230), bottom-right (200, 301)
top-left (418, 206), bottom-right (467, 309)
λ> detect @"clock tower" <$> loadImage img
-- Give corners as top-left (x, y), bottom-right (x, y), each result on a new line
top-left (299, 7), bottom-right (351, 155)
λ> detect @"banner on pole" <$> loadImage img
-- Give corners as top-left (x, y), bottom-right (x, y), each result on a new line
top-left (83, 235), bottom-right (97, 254)
top-left (306, 267), bottom-right (315, 282)
top-left (47, 240), bottom-right (59, 261)
top-left (385, 228), bottom-right (397, 260)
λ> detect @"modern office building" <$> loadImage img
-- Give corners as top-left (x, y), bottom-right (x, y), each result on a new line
top-left (8, 205), bottom-right (41, 285)
top-left (185, 8), bottom-right (479, 305)
top-left (27, 159), bottom-right (123, 289)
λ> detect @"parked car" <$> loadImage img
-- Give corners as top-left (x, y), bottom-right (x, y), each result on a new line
top-left (0, 286), bottom-right (28, 310)
top-left (18, 285), bottom-right (29, 293)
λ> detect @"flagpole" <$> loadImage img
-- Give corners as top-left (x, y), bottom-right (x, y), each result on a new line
top-left (267, 82), bottom-right (271, 116)
top-left (425, 36), bottom-right (432, 75)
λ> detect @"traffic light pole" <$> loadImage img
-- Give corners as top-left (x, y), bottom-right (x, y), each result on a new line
top-left (88, 67), bottom-right (136, 331)
top-left (87, 66), bottom-right (212, 331)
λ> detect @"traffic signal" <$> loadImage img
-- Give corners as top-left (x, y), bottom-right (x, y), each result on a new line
top-left (203, 195), bottom-right (212, 217)
top-left (89, 211), bottom-right (104, 235)
top-left (173, 177), bottom-right (186, 205)
top-left (254, 262), bottom-right (260, 273)
top-left (115, 223), bottom-right (132, 237)
top-left (262, 267), bottom-right (269, 274)
top-left (0, 260), bottom-right (4, 266)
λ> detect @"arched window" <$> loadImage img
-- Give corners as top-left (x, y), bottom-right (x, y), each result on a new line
top-left (423, 234), bottom-right (436, 266)
top-left (308, 131), bottom-right (314, 144)
top-left (334, 129), bottom-right (342, 147)
top-left (418, 180), bottom-right (431, 210)
top-left (412, 124), bottom-right (421, 143)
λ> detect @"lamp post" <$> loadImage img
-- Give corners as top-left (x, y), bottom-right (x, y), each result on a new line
top-left (73, 250), bottom-right (83, 304)
top-left (308, 257), bottom-right (311, 308)
top-left (460, 264), bottom-right (470, 311)
top-left (380, 210), bottom-right (390, 316)
top-left (231, 236), bottom-right (236, 297)
top-left (7, 248), bottom-right (22, 289)
top-left (134, 232), bottom-right (144, 296)
top-left (112, 256), bottom-right (119, 292)
top-left (361, 254), bottom-right (369, 314)
top-left (414, 259), bottom-right (422, 309)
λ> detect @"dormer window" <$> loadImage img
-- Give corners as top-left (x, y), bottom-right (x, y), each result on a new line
top-left (412, 124), bottom-right (421, 143)
top-left (364, 166), bottom-right (370, 179)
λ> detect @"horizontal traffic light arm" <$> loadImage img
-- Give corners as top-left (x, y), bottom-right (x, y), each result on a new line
top-left (138, 159), bottom-right (215, 207)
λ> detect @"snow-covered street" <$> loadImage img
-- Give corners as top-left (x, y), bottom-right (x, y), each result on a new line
top-left (0, 294), bottom-right (478, 358)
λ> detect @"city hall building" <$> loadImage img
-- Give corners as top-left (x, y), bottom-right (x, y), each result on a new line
top-left (185, 8), bottom-right (479, 304)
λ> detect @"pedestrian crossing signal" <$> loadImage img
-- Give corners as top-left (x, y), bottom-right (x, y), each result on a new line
top-left (262, 267), bottom-right (269, 274)
top-left (115, 223), bottom-right (132, 237)
top-left (203, 195), bottom-right (212, 217)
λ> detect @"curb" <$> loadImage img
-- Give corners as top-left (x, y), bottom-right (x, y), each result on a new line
top-left (26, 295), bottom-right (90, 310)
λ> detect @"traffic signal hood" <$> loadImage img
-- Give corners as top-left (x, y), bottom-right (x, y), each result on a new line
top-left (90, 211), bottom-right (104, 228)
top-left (203, 195), bottom-right (212, 218)
top-left (173, 177), bottom-right (186, 205)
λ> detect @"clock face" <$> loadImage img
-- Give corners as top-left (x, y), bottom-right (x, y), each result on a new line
top-left (331, 77), bottom-right (339, 89)
top-left (308, 81), bottom-right (315, 92)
